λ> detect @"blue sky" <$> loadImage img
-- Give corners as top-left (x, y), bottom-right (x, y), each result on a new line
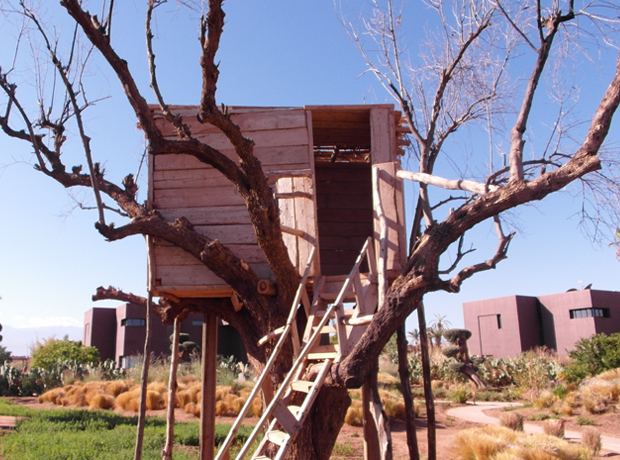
top-left (0, 0), bottom-right (618, 346)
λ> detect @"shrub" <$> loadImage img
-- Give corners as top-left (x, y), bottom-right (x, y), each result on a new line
top-left (563, 333), bottom-right (620, 382)
top-left (31, 336), bottom-right (99, 369)
top-left (576, 416), bottom-right (595, 426)
top-left (448, 385), bottom-right (470, 404)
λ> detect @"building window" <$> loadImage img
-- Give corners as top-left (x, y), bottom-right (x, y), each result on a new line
top-left (121, 318), bottom-right (146, 327)
top-left (569, 308), bottom-right (610, 319)
top-left (192, 320), bottom-right (203, 327)
top-left (497, 314), bottom-right (502, 329)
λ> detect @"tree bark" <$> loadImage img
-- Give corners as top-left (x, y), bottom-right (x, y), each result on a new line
top-left (286, 386), bottom-right (350, 460)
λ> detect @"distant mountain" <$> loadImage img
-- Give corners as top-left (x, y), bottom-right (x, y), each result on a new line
top-left (2, 324), bottom-right (83, 357)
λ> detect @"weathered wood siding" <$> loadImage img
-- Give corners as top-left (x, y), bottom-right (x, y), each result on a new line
top-left (149, 107), bottom-right (315, 297)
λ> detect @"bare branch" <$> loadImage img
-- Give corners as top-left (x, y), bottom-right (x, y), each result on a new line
top-left (397, 169), bottom-right (498, 194)
top-left (440, 216), bottom-right (515, 292)
top-left (146, 0), bottom-right (192, 139)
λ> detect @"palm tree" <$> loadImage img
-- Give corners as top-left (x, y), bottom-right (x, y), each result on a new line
top-left (429, 314), bottom-right (451, 349)
top-left (408, 329), bottom-right (420, 346)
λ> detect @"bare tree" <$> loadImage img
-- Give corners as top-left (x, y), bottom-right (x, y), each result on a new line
top-left (2, 1), bottom-right (620, 459)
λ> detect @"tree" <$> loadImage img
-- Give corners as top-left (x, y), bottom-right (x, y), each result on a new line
top-left (0, 323), bottom-right (10, 364)
top-left (442, 328), bottom-right (486, 388)
top-left (2, 1), bottom-right (620, 459)
top-left (30, 336), bottom-right (99, 369)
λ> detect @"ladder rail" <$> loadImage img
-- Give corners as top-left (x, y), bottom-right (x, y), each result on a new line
top-left (235, 293), bottom-right (343, 460)
top-left (214, 247), bottom-right (316, 460)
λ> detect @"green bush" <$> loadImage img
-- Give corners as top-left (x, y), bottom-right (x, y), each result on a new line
top-left (563, 333), bottom-right (620, 382)
top-left (31, 336), bottom-right (99, 369)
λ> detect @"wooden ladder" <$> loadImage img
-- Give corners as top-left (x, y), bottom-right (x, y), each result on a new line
top-left (216, 238), bottom-right (378, 460)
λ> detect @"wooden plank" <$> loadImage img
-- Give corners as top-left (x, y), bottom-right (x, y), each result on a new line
top-left (188, 127), bottom-right (310, 150)
top-left (157, 206), bottom-right (252, 226)
top-left (373, 162), bottom-right (406, 274)
top-left (276, 177), bottom-right (299, 271)
top-left (153, 245), bottom-right (267, 266)
top-left (290, 381), bottom-right (314, 393)
top-left (272, 401), bottom-right (302, 436)
top-left (154, 185), bottom-right (244, 209)
top-left (200, 311), bottom-right (218, 460)
top-left (153, 145), bottom-right (310, 171)
top-left (155, 262), bottom-right (273, 287)
top-left (370, 107), bottom-right (392, 164)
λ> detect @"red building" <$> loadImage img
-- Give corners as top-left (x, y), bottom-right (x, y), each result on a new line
top-left (83, 303), bottom-right (246, 368)
top-left (463, 289), bottom-right (620, 358)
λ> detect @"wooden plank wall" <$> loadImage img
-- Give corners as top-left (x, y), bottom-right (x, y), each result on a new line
top-left (149, 107), bottom-right (314, 297)
top-left (370, 108), bottom-right (407, 279)
top-left (315, 162), bottom-right (373, 276)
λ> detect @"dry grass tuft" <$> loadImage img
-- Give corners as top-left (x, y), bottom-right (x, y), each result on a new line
top-left (452, 425), bottom-right (590, 460)
top-left (145, 390), bottom-right (165, 410)
top-left (542, 419), bottom-right (565, 438)
top-left (89, 393), bottom-right (116, 410)
top-left (105, 380), bottom-right (130, 397)
top-left (184, 402), bottom-right (201, 417)
top-left (499, 412), bottom-right (524, 431)
top-left (581, 427), bottom-right (601, 457)
top-left (344, 400), bottom-right (363, 427)
top-left (534, 390), bottom-right (556, 409)
top-left (116, 389), bottom-right (140, 411)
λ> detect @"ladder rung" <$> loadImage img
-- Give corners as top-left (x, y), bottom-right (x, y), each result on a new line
top-left (307, 352), bottom-right (338, 360)
top-left (313, 309), bottom-right (355, 318)
top-left (319, 291), bottom-right (356, 302)
top-left (290, 380), bottom-right (314, 393)
top-left (254, 457), bottom-right (271, 460)
top-left (287, 405), bottom-right (301, 415)
top-left (266, 430), bottom-right (289, 446)
top-left (342, 314), bottom-right (374, 326)
top-left (316, 325), bottom-right (336, 334)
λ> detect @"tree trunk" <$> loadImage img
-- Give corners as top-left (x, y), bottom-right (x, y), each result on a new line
top-left (397, 324), bottom-right (420, 460)
top-left (286, 386), bottom-right (350, 460)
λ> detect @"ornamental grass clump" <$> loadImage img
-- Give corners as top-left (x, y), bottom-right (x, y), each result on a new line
top-left (499, 412), bottom-right (524, 431)
top-left (542, 418), bottom-right (565, 438)
top-left (452, 425), bottom-right (590, 460)
top-left (581, 427), bottom-right (602, 457)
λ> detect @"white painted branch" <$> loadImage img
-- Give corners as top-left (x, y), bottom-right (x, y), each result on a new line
top-left (396, 170), bottom-right (498, 195)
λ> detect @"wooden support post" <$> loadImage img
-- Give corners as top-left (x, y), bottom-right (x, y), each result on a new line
top-left (134, 292), bottom-right (153, 460)
top-left (162, 317), bottom-right (181, 460)
top-left (362, 382), bottom-right (381, 460)
top-left (200, 311), bottom-right (218, 460)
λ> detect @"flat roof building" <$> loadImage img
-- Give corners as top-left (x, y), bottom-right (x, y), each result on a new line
top-left (463, 289), bottom-right (620, 358)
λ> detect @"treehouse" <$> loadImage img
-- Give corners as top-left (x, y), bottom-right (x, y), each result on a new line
top-left (146, 104), bottom-right (407, 301)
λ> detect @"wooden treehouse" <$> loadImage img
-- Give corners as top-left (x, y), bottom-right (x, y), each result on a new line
top-left (147, 104), bottom-right (407, 460)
